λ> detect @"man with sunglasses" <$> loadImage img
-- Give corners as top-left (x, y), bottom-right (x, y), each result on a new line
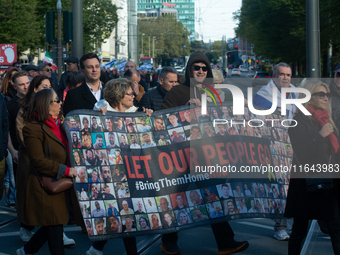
top-left (12, 62), bottom-right (22, 71)
top-left (161, 52), bottom-right (249, 255)
top-left (38, 63), bottom-right (53, 78)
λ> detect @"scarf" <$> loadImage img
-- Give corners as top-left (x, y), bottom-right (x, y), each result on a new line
top-left (45, 115), bottom-right (70, 166)
top-left (308, 106), bottom-right (339, 153)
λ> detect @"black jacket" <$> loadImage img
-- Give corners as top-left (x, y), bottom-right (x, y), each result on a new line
top-left (161, 52), bottom-right (213, 109)
top-left (284, 112), bottom-right (340, 220)
top-left (63, 81), bottom-right (104, 116)
top-left (138, 85), bottom-right (167, 112)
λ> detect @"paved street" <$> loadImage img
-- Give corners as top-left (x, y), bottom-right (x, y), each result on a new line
top-left (0, 194), bottom-right (333, 255)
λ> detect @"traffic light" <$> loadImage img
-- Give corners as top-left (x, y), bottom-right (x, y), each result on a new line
top-left (45, 11), bottom-right (56, 43)
top-left (63, 11), bottom-right (73, 43)
top-left (235, 45), bottom-right (238, 49)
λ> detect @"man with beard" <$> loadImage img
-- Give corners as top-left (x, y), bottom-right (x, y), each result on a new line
top-left (101, 166), bottom-right (112, 182)
top-left (85, 149), bottom-right (96, 166)
top-left (93, 134), bottom-right (105, 149)
top-left (108, 216), bottom-right (121, 233)
top-left (130, 135), bottom-right (141, 149)
top-left (91, 117), bottom-right (103, 133)
top-left (94, 218), bottom-right (105, 235)
top-left (107, 132), bottom-right (119, 148)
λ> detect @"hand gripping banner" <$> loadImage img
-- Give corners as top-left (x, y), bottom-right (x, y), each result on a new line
top-left (64, 104), bottom-right (292, 241)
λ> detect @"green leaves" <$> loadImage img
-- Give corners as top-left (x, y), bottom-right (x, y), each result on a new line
top-left (138, 15), bottom-right (191, 62)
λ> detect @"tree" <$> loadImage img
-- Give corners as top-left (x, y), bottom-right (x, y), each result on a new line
top-left (138, 15), bottom-right (191, 65)
top-left (234, 0), bottom-right (340, 75)
top-left (0, 0), bottom-right (40, 55)
top-left (83, 0), bottom-right (118, 53)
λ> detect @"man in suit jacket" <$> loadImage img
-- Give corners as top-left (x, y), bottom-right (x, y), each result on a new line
top-left (63, 53), bottom-right (103, 116)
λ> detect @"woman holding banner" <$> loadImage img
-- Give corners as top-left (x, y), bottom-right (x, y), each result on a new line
top-left (88, 79), bottom-right (152, 255)
top-left (285, 80), bottom-right (340, 254)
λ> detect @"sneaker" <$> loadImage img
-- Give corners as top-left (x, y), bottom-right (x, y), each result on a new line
top-left (63, 232), bottom-right (75, 246)
top-left (160, 243), bottom-right (182, 255)
top-left (16, 247), bottom-right (33, 255)
top-left (86, 246), bottom-right (103, 255)
top-left (274, 229), bottom-right (290, 241)
top-left (217, 241), bottom-right (249, 255)
top-left (20, 227), bottom-right (33, 242)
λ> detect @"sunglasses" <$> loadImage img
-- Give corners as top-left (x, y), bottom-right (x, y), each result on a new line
top-left (126, 92), bottom-right (134, 97)
top-left (43, 68), bottom-right (53, 72)
top-left (152, 218), bottom-right (159, 221)
top-left (312, 92), bottom-right (331, 99)
top-left (193, 65), bottom-right (208, 72)
top-left (103, 170), bottom-right (110, 174)
top-left (51, 97), bottom-right (61, 103)
top-left (16, 65), bottom-right (22, 68)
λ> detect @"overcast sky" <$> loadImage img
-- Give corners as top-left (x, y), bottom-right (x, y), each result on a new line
top-left (195, 0), bottom-right (242, 42)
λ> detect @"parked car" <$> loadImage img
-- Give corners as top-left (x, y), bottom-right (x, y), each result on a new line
top-left (252, 71), bottom-right (271, 87)
top-left (231, 68), bottom-right (241, 76)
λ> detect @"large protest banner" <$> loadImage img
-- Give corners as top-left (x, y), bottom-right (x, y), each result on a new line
top-left (64, 104), bottom-right (292, 241)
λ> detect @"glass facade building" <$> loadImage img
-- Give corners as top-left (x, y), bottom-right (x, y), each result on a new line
top-left (137, 0), bottom-right (195, 39)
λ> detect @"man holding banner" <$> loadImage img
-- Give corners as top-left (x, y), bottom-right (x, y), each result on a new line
top-left (161, 52), bottom-right (249, 255)
top-left (253, 62), bottom-right (297, 241)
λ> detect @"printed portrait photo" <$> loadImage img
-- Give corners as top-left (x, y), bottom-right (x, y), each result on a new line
top-left (179, 110), bottom-right (198, 126)
top-left (136, 117), bottom-right (152, 132)
top-left (79, 115), bottom-right (91, 132)
top-left (104, 200), bottom-right (119, 216)
top-left (143, 197), bottom-right (158, 213)
top-left (91, 116), bottom-right (104, 133)
top-left (151, 116), bottom-right (166, 131)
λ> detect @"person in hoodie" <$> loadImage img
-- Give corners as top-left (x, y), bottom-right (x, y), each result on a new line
top-left (161, 52), bottom-right (249, 255)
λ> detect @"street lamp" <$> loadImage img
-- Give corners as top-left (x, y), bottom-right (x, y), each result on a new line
top-left (152, 36), bottom-right (156, 59)
top-left (57, 0), bottom-right (62, 81)
top-left (141, 33), bottom-right (145, 57)
top-left (115, 7), bottom-right (124, 60)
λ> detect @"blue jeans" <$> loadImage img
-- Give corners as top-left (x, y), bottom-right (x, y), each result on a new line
top-left (5, 150), bottom-right (16, 205)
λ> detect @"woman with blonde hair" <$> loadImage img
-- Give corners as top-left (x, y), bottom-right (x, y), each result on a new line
top-left (285, 79), bottom-right (340, 254)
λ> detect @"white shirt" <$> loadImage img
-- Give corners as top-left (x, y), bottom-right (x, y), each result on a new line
top-left (86, 82), bottom-right (103, 102)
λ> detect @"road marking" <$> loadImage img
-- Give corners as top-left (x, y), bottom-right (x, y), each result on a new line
top-left (236, 221), bottom-right (273, 230)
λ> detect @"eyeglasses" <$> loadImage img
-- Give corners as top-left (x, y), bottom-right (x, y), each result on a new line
top-left (16, 65), bottom-right (22, 68)
top-left (193, 65), bottom-right (208, 72)
top-left (152, 218), bottom-right (159, 221)
top-left (312, 92), bottom-right (331, 99)
top-left (126, 92), bottom-right (134, 97)
top-left (43, 68), bottom-right (53, 72)
top-left (51, 97), bottom-right (61, 103)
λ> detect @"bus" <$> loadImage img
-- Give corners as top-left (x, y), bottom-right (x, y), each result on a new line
top-left (139, 57), bottom-right (153, 66)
